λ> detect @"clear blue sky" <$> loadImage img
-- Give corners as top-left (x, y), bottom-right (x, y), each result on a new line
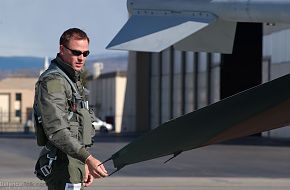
top-left (0, 0), bottom-right (128, 57)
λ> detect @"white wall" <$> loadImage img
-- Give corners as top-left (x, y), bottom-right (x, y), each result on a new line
top-left (88, 73), bottom-right (127, 133)
top-left (0, 94), bottom-right (9, 122)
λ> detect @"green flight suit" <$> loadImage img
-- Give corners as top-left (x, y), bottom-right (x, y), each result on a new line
top-left (34, 54), bottom-right (95, 190)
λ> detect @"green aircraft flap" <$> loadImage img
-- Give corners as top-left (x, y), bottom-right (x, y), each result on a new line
top-left (110, 74), bottom-right (290, 171)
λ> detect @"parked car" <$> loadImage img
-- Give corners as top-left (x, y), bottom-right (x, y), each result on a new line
top-left (92, 118), bottom-right (113, 133)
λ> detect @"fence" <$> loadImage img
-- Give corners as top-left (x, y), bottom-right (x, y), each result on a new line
top-left (0, 112), bottom-right (34, 133)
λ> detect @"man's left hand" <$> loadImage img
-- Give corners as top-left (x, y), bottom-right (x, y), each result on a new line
top-left (83, 164), bottom-right (94, 187)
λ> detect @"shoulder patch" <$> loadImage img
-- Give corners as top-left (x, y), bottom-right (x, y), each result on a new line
top-left (47, 79), bottom-right (63, 93)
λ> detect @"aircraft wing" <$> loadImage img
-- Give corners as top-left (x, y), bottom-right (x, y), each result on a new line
top-left (106, 74), bottom-right (290, 173)
top-left (106, 11), bottom-right (228, 52)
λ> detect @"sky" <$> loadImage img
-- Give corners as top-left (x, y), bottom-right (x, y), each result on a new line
top-left (0, 0), bottom-right (128, 58)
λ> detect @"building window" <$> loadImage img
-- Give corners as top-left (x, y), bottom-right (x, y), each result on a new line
top-left (15, 110), bottom-right (21, 117)
top-left (16, 93), bottom-right (22, 101)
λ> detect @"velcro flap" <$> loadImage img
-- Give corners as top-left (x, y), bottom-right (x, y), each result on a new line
top-left (47, 79), bottom-right (63, 93)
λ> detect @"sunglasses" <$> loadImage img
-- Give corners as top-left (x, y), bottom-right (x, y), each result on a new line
top-left (63, 45), bottom-right (90, 57)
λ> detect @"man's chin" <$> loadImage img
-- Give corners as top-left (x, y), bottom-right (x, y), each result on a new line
top-left (74, 66), bottom-right (83, 72)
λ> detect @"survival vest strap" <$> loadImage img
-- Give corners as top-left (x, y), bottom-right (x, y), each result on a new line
top-left (43, 65), bottom-right (82, 99)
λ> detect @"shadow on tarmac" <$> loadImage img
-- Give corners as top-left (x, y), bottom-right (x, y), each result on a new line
top-left (1, 132), bottom-right (290, 178)
top-left (1, 131), bottom-right (290, 146)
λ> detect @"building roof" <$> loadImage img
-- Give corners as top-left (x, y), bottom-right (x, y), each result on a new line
top-left (87, 71), bottom-right (127, 81)
top-left (98, 71), bottom-right (127, 79)
top-left (0, 77), bottom-right (38, 90)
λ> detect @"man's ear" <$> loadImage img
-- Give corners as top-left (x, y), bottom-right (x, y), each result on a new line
top-left (59, 45), bottom-right (64, 55)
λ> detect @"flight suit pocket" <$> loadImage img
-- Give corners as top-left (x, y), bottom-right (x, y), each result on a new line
top-left (69, 121), bottom-right (79, 139)
top-left (78, 108), bottom-right (93, 146)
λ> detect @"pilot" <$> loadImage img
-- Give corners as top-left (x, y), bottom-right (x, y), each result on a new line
top-left (33, 28), bottom-right (108, 190)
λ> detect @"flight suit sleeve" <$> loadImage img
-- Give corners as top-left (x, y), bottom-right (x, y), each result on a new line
top-left (37, 74), bottom-right (90, 163)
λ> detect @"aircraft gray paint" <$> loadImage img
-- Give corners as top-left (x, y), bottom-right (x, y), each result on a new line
top-left (107, 0), bottom-right (290, 53)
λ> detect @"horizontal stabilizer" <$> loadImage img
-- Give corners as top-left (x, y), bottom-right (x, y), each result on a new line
top-left (109, 74), bottom-right (290, 171)
top-left (106, 13), bottom-right (216, 52)
top-left (174, 19), bottom-right (236, 54)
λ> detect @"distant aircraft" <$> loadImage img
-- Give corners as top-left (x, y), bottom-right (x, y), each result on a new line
top-left (107, 0), bottom-right (290, 53)
top-left (104, 0), bottom-right (290, 175)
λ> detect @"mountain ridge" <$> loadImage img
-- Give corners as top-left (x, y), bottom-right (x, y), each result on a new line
top-left (0, 54), bottom-right (128, 79)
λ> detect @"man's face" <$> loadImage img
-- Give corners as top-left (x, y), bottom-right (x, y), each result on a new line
top-left (59, 38), bottom-right (89, 72)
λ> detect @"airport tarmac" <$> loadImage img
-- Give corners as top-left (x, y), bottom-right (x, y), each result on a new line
top-left (0, 135), bottom-right (290, 190)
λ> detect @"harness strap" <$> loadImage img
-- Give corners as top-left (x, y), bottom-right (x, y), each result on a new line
top-left (39, 143), bottom-right (58, 177)
top-left (40, 67), bottom-right (80, 96)
top-left (36, 66), bottom-right (83, 122)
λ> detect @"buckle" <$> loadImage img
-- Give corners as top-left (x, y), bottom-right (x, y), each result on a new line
top-left (40, 165), bottom-right (51, 177)
top-left (47, 154), bottom-right (57, 160)
top-left (47, 155), bottom-right (57, 168)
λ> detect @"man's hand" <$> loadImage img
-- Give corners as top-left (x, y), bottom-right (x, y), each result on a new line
top-left (83, 164), bottom-right (94, 187)
top-left (85, 155), bottom-right (108, 178)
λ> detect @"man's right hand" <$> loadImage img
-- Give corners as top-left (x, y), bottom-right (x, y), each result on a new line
top-left (85, 155), bottom-right (108, 178)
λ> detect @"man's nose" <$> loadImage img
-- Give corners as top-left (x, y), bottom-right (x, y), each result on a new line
top-left (78, 54), bottom-right (84, 60)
